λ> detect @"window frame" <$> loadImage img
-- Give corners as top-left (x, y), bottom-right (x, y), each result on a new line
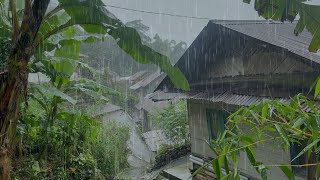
top-left (206, 109), bottom-right (228, 143)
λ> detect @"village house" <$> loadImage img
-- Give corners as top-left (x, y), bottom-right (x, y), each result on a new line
top-left (93, 103), bottom-right (153, 166)
top-left (153, 20), bottom-right (320, 180)
top-left (130, 70), bottom-right (169, 131)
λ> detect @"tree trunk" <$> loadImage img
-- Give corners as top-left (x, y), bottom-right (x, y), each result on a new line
top-left (0, 1), bottom-right (50, 179)
top-left (0, 54), bottom-right (29, 179)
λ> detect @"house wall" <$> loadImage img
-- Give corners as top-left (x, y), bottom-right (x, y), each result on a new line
top-left (205, 47), bottom-right (314, 79)
top-left (187, 99), bottom-right (305, 180)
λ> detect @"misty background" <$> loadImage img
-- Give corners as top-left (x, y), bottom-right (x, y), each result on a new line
top-left (105, 0), bottom-right (263, 45)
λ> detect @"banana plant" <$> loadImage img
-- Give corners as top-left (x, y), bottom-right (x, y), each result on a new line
top-left (0, 0), bottom-right (189, 179)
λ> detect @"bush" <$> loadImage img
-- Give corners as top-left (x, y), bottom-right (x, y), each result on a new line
top-left (151, 100), bottom-right (189, 145)
top-left (92, 121), bottom-right (130, 176)
top-left (12, 99), bottom-right (130, 179)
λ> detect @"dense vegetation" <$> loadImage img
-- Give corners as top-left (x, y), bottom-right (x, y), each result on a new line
top-left (0, 0), bottom-right (188, 179)
top-left (1, 0), bottom-right (319, 179)
top-left (151, 100), bottom-right (189, 145)
top-left (12, 98), bottom-right (129, 179)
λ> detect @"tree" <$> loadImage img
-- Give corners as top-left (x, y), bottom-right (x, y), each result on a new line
top-left (0, 0), bottom-right (189, 178)
top-left (151, 100), bottom-right (189, 145)
top-left (126, 20), bottom-right (187, 64)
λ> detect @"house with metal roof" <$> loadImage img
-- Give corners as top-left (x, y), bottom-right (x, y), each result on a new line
top-left (154, 20), bottom-right (320, 180)
top-left (130, 71), bottom-right (168, 131)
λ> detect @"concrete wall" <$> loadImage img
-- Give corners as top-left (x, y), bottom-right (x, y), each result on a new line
top-left (187, 99), bottom-right (305, 180)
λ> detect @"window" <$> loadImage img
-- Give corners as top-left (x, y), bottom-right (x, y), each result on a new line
top-left (290, 142), bottom-right (307, 177)
top-left (206, 109), bottom-right (228, 142)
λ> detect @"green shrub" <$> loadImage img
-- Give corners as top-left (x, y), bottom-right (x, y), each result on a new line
top-left (12, 99), bottom-right (130, 179)
top-left (92, 121), bottom-right (130, 176)
top-left (151, 100), bottom-right (189, 145)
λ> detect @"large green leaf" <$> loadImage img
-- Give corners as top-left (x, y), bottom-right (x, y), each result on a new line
top-left (42, 0), bottom-right (189, 90)
top-left (54, 39), bottom-right (80, 60)
top-left (31, 83), bottom-right (77, 105)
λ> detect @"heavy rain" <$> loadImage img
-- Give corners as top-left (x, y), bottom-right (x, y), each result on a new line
top-left (0, 0), bottom-right (320, 179)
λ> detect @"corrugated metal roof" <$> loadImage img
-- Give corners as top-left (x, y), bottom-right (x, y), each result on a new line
top-left (185, 91), bottom-right (289, 106)
top-left (148, 91), bottom-right (187, 102)
top-left (156, 20), bottom-right (320, 92)
top-left (149, 90), bottom-right (290, 107)
top-left (213, 20), bottom-right (320, 64)
top-left (130, 72), bottom-right (166, 90)
top-left (135, 98), bottom-right (171, 113)
top-left (93, 103), bottom-right (122, 116)
top-left (150, 91), bottom-right (320, 113)
top-left (128, 71), bottom-right (147, 82)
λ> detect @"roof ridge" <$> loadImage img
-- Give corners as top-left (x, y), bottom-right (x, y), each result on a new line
top-left (210, 19), bottom-right (300, 26)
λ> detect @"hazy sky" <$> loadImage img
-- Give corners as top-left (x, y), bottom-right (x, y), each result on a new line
top-left (104, 0), bottom-right (263, 45)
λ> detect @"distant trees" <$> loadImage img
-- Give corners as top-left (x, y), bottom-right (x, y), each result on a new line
top-left (126, 20), bottom-right (188, 64)
top-left (79, 20), bottom-right (187, 78)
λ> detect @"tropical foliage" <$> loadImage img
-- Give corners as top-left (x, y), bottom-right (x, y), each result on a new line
top-left (195, 94), bottom-right (320, 180)
top-left (12, 97), bottom-right (129, 179)
top-left (0, 0), bottom-right (189, 178)
top-left (151, 100), bottom-right (189, 145)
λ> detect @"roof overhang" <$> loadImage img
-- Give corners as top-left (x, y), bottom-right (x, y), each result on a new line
top-left (155, 20), bottom-right (320, 93)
